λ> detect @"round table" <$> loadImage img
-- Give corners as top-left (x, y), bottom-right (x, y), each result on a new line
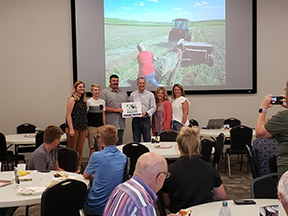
top-left (185, 199), bottom-right (284, 216)
top-left (5, 133), bottom-right (67, 145)
top-left (117, 142), bottom-right (180, 159)
top-left (0, 171), bottom-right (88, 208)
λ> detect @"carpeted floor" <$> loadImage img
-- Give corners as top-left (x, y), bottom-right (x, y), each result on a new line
top-left (13, 154), bottom-right (253, 216)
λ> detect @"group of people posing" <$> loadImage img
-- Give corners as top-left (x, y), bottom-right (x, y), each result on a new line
top-left (65, 74), bottom-right (191, 173)
top-left (61, 74), bottom-right (227, 215)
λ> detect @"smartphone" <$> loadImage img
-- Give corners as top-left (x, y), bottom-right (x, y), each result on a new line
top-left (271, 96), bottom-right (284, 105)
top-left (233, 199), bottom-right (256, 205)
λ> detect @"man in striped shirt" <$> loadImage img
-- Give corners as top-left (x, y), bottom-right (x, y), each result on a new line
top-left (103, 152), bottom-right (180, 216)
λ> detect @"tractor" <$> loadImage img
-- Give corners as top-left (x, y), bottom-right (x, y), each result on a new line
top-left (168, 18), bottom-right (193, 43)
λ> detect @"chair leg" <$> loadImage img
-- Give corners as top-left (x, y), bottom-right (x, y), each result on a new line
top-left (228, 155), bottom-right (231, 177)
top-left (240, 154), bottom-right (243, 171)
top-left (25, 205), bottom-right (29, 216)
top-left (224, 153), bottom-right (227, 173)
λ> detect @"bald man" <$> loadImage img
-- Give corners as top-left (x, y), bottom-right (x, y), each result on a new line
top-left (103, 152), bottom-right (180, 216)
top-left (278, 171), bottom-right (288, 215)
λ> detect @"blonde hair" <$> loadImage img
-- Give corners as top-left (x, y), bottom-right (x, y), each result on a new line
top-left (176, 126), bottom-right (201, 157)
top-left (155, 87), bottom-right (169, 103)
top-left (91, 83), bottom-right (100, 91)
top-left (172, 84), bottom-right (185, 99)
top-left (99, 125), bottom-right (118, 146)
top-left (71, 81), bottom-right (87, 102)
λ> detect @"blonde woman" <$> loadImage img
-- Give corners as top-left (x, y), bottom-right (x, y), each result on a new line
top-left (171, 84), bottom-right (190, 131)
top-left (161, 126), bottom-right (226, 213)
top-left (66, 81), bottom-right (87, 173)
top-left (152, 87), bottom-right (172, 136)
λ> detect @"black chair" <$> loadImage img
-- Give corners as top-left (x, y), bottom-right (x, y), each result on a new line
top-left (223, 117), bottom-right (241, 128)
top-left (158, 129), bottom-right (179, 142)
top-left (225, 125), bottom-right (253, 177)
top-left (213, 133), bottom-right (225, 170)
top-left (35, 130), bottom-right (44, 148)
top-left (269, 155), bottom-right (278, 173)
top-left (122, 143), bottom-right (149, 176)
top-left (58, 147), bottom-right (79, 172)
top-left (156, 191), bottom-right (167, 216)
top-left (0, 132), bottom-right (26, 171)
top-left (250, 173), bottom-right (278, 198)
top-left (59, 123), bottom-right (68, 147)
top-left (16, 123), bottom-right (37, 153)
top-left (245, 145), bottom-right (258, 179)
top-left (223, 117), bottom-right (241, 145)
top-left (200, 139), bottom-right (213, 162)
top-left (123, 157), bottom-right (131, 182)
top-left (188, 119), bottom-right (199, 127)
top-left (41, 179), bottom-right (87, 216)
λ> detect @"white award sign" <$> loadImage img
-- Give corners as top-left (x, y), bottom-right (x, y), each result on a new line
top-left (121, 102), bottom-right (142, 118)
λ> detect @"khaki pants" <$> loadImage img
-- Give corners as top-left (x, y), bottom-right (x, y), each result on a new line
top-left (88, 127), bottom-right (102, 151)
top-left (65, 128), bottom-right (86, 168)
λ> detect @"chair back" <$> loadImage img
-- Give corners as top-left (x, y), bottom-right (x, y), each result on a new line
top-left (58, 147), bottom-right (79, 172)
top-left (59, 123), bottom-right (67, 133)
top-left (224, 117), bottom-right (241, 128)
top-left (17, 123), bottom-right (36, 134)
top-left (123, 157), bottom-right (131, 182)
top-left (245, 145), bottom-right (258, 179)
top-left (200, 139), bottom-right (213, 162)
top-left (0, 132), bottom-right (8, 157)
top-left (269, 155), bottom-right (278, 173)
top-left (230, 125), bottom-right (253, 150)
top-left (35, 131), bottom-right (44, 148)
top-left (213, 133), bottom-right (225, 169)
top-left (41, 179), bottom-right (87, 216)
top-left (123, 143), bottom-right (149, 176)
top-left (188, 119), bottom-right (199, 127)
top-left (158, 129), bottom-right (179, 141)
top-left (250, 173), bottom-right (278, 198)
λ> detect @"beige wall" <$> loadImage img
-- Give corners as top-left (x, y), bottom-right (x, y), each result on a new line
top-left (1, 0), bottom-right (288, 160)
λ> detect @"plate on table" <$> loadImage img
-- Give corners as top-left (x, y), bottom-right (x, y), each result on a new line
top-left (19, 175), bottom-right (32, 181)
top-left (18, 187), bottom-right (46, 195)
top-left (0, 180), bottom-right (13, 187)
top-left (155, 145), bottom-right (172, 149)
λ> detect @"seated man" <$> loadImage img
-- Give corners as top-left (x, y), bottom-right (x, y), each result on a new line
top-left (103, 152), bottom-right (179, 216)
top-left (28, 125), bottom-right (64, 171)
top-left (278, 170), bottom-right (288, 215)
top-left (84, 125), bottom-right (127, 216)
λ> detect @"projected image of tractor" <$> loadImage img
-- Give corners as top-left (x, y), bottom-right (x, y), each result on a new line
top-left (169, 18), bottom-right (192, 43)
top-left (168, 18), bottom-right (214, 67)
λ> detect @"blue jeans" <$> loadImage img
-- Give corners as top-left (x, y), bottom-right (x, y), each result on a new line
top-left (172, 120), bottom-right (183, 132)
top-left (132, 118), bottom-right (151, 142)
top-left (116, 129), bottom-right (124, 145)
top-left (144, 72), bottom-right (159, 87)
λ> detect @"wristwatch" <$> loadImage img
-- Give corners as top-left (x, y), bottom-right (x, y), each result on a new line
top-left (258, 108), bottom-right (267, 113)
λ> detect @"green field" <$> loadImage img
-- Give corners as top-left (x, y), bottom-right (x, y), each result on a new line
top-left (104, 19), bottom-right (225, 87)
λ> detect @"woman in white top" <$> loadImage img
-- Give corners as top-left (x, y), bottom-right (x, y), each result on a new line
top-left (171, 84), bottom-right (190, 131)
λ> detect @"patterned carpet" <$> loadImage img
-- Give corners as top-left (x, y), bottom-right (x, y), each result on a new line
top-left (13, 154), bottom-right (253, 216)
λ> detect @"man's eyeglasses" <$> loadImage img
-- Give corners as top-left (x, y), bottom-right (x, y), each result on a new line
top-left (156, 171), bottom-right (171, 179)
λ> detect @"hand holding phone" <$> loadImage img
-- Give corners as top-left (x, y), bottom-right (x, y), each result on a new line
top-left (271, 96), bottom-right (284, 105)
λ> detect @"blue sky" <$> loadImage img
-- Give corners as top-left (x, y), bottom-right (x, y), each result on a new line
top-left (104, 0), bottom-right (225, 22)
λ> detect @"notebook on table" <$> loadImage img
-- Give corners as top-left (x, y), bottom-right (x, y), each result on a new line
top-left (202, 119), bottom-right (225, 129)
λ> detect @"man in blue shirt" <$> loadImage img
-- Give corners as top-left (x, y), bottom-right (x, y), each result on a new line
top-left (83, 125), bottom-right (127, 216)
